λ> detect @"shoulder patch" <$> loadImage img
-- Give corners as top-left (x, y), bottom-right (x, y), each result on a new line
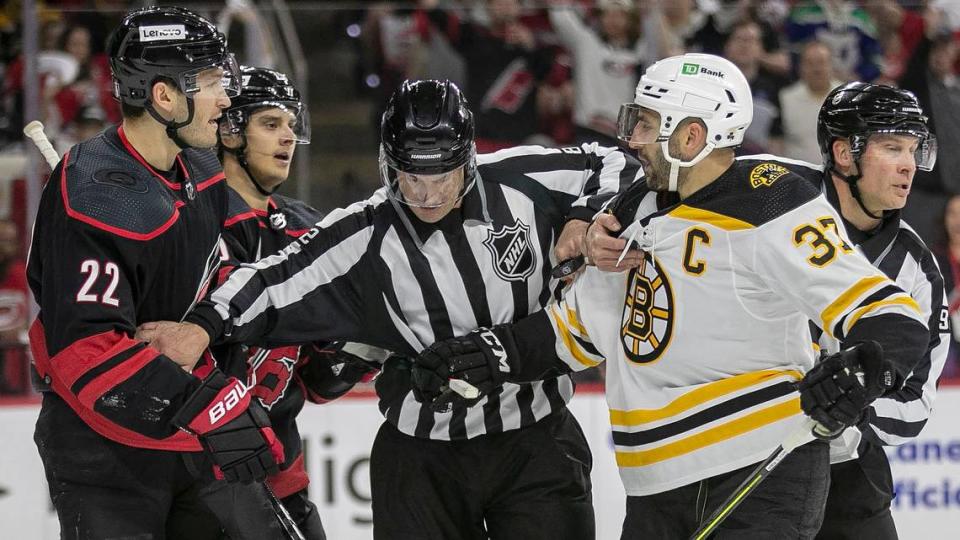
top-left (749, 163), bottom-right (790, 189)
top-left (62, 141), bottom-right (180, 241)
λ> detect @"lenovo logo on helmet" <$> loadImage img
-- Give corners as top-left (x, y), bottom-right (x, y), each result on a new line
top-left (139, 24), bottom-right (186, 42)
top-left (411, 153), bottom-right (442, 160)
top-left (681, 63), bottom-right (725, 79)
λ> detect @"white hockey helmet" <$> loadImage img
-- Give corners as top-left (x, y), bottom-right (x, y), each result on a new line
top-left (617, 53), bottom-right (753, 191)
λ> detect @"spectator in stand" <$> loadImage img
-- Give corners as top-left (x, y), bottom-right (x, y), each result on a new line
top-left (0, 219), bottom-right (27, 394)
top-left (547, 0), bottom-right (671, 146)
top-left (934, 194), bottom-right (960, 378)
top-left (686, 0), bottom-right (791, 76)
top-left (899, 8), bottom-right (960, 243)
top-left (418, 0), bottom-right (556, 152)
top-left (862, 0), bottom-right (926, 83)
top-left (780, 40), bottom-right (842, 163)
top-left (53, 23), bottom-right (121, 131)
top-left (785, 0), bottom-right (882, 82)
top-left (723, 18), bottom-right (786, 155)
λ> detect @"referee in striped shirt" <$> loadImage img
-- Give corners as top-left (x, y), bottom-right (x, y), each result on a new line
top-left (794, 83), bottom-right (948, 539)
top-left (139, 80), bottom-right (643, 539)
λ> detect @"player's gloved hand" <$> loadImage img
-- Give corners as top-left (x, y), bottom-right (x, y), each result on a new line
top-left (173, 368), bottom-right (284, 483)
top-left (798, 341), bottom-right (894, 439)
top-left (411, 326), bottom-right (517, 412)
top-left (298, 341), bottom-right (384, 402)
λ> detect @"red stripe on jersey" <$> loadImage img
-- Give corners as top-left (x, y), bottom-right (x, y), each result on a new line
top-left (117, 126), bottom-right (188, 190)
top-left (196, 173), bottom-right (225, 191)
top-left (60, 151), bottom-right (186, 241)
top-left (46, 327), bottom-right (141, 389)
top-left (29, 320), bottom-right (202, 451)
top-left (76, 345), bottom-right (161, 410)
top-left (224, 210), bottom-right (260, 228)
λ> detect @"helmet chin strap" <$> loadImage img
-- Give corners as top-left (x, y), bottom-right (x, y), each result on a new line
top-left (831, 165), bottom-right (883, 220)
top-left (223, 133), bottom-right (280, 197)
top-left (146, 98), bottom-right (196, 150)
top-left (660, 140), bottom-right (715, 192)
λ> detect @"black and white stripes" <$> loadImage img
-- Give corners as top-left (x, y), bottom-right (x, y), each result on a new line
top-left (195, 144), bottom-right (641, 440)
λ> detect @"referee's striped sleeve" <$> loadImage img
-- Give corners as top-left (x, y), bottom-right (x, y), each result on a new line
top-left (861, 236), bottom-right (949, 446)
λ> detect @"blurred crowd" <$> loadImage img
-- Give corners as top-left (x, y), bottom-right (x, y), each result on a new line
top-left (0, 0), bottom-right (959, 393)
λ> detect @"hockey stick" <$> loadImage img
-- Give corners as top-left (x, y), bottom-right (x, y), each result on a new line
top-left (23, 120), bottom-right (307, 540)
top-left (23, 120), bottom-right (61, 169)
top-left (689, 417), bottom-right (828, 540)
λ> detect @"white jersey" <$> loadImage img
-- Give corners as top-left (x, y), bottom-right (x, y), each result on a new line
top-left (544, 157), bottom-right (927, 496)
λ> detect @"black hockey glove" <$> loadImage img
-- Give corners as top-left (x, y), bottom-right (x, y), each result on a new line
top-left (798, 341), bottom-right (894, 438)
top-left (412, 326), bottom-right (517, 412)
top-left (299, 341), bottom-right (383, 402)
top-left (173, 369), bottom-right (284, 483)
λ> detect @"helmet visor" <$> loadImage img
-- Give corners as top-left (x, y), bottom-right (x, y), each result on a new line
top-left (379, 146), bottom-right (470, 209)
top-left (617, 104), bottom-right (667, 145)
top-left (866, 129), bottom-right (938, 172)
top-left (221, 102), bottom-right (311, 144)
top-left (180, 53), bottom-right (242, 97)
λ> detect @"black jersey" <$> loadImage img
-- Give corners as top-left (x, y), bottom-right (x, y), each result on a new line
top-left (216, 187), bottom-right (323, 497)
top-left (27, 125), bottom-right (226, 451)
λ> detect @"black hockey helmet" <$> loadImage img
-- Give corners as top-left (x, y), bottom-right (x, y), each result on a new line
top-left (817, 82), bottom-right (937, 218)
top-left (380, 79), bottom-right (474, 175)
top-left (221, 66), bottom-right (309, 144)
top-left (220, 66), bottom-right (309, 196)
top-left (379, 80), bottom-right (477, 209)
top-left (107, 6), bottom-right (241, 146)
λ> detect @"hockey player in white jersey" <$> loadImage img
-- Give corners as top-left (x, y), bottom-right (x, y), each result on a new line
top-left (410, 54), bottom-right (931, 538)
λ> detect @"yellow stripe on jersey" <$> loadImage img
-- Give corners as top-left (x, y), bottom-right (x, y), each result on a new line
top-left (668, 206), bottom-right (755, 231)
top-left (615, 398), bottom-right (801, 467)
top-left (820, 275), bottom-right (888, 337)
top-left (565, 306), bottom-right (587, 335)
top-left (550, 305), bottom-right (602, 368)
top-left (609, 369), bottom-right (803, 426)
top-left (842, 295), bottom-right (921, 336)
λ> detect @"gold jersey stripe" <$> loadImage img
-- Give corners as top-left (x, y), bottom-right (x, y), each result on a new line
top-left (820, 275), bottom-right (888, 337)
top-left (550, 306), bottom-right (602, 368)
top-left (566, 306), bottom-right (588, 335)
top-left (668, 206), bottom-right (755, 231)
top-left (615, 398), bottom-right (801, 467)
top-left (609, 369), bottom-right (803, 426)
top-left (842, 295), bottom-right (921, 336)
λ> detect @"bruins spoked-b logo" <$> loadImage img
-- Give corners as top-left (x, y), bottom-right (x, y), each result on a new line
top-left (484, 219), bottom-right (537, 282)
top-left (621, 255), bottom-right (675, 364)
top-left (749, 163), bottom-right (790, 189)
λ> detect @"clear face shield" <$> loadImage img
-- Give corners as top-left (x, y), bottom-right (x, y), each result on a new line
top-left (221, 102), bottom-right (311, 144)
top-left (379, 146), bottom-right (469, 209)
top-left (179, 53), bottom-right (242, 98)
top-left (862, 130), bottom-right (938, 171)
top-left (616, 103), bottom-right (669, 146)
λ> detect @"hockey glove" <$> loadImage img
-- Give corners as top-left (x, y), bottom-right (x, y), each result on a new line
top-left (172, 369), bottom-right (284, 483)
top-left (299, 341), bottom-right (384, 402)
top-left (412, 326), bottom-right (517, 412)
top-left (798, 341), bottom-right (894, 438)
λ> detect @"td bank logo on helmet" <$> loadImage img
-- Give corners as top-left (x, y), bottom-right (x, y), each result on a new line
top-left (139, 25), bottom-right (186, 42)
top-left (680, 63), bottom-right (725, 79)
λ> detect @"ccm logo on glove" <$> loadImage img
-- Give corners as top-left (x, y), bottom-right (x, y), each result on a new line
top-left (479, 329), bottom-right (509, 373)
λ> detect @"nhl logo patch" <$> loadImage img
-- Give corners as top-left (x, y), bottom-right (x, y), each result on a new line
top-left (484, 220), bottom-right (536, 282)
top-left (749, 163), bottom-right (789, 189)
top-left (269, 210), bottom-right (287, 230)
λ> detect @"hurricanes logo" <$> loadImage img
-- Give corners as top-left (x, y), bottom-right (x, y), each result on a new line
top-left (749, 163), bottom-right (789, 188)
top-left (621, 255), bottom-right (674, 364)
top-left (484, 220), bottom-right (536, 282)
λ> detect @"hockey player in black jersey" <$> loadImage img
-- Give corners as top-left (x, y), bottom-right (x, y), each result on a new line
top-left (214, 65), bottom-right (382, 539)
top-left (806, 83), bottom-right (948, 540)
top-left (27, 8), bottom-right (286, 539)
top-left (138, 79), bottom-right (643, 540)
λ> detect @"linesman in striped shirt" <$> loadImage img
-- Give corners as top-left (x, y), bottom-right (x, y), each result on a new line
top-left (795, 82), bottom-right (948, 539)
top-left (138, 79), bottom-right (643, 539)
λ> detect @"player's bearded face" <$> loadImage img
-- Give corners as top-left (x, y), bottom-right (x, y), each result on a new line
top-left (244, 108), bottom-right (298, 190)
top-left (397, 167), bottom-right (465, 223)
top-left (176, 68), bottom-right (231, 149)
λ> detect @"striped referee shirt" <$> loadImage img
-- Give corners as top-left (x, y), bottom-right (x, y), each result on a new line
top-left (760, 155), bottom-right (950, 454)
top-left (188, 143), bottom-right (642, 440)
